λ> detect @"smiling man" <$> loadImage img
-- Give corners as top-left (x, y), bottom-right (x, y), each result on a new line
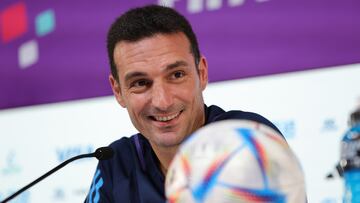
top-left (110, 32), bottom-right (208, 175)
top-left (85, 5), bottom-right (282, 203)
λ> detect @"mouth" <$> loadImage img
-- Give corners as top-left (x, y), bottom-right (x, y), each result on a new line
top-left (149, 110), bottom-right (183, 122)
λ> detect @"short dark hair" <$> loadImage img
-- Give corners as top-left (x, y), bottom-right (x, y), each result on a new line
top-left (107, 5), bottom-right (201, 82)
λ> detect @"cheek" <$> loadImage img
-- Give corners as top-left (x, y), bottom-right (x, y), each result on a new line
top-left (126, 94), bottom-right (148, 115)
top-left (177, 90), bottom-right (201, 108)
top-left (176, 78), bottom-right (200, 97)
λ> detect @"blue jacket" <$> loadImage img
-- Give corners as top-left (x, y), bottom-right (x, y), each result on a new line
top-left (85, 105), bottom-right (282, 203)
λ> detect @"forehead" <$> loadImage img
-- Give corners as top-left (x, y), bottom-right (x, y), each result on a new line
top-left (113, 33), bottom-right (193, 77)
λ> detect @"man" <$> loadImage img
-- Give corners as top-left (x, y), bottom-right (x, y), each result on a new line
top-left (85, 4), bottom-right (282, 203)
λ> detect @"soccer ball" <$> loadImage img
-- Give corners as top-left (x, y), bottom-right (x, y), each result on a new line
top-left (165, 120), bottom-right (306, 203)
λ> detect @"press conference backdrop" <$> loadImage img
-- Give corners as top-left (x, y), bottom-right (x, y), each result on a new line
top-left (1, 0), bottom-right (359, 202)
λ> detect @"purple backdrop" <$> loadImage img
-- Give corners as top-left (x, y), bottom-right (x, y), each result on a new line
top-left (1, 0), bottom-right (360, 109)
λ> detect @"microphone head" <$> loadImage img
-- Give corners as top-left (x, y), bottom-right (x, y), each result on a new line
top-left (94, 147), bottom-right (114, 160)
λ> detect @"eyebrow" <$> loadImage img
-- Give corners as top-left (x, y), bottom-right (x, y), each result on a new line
top-left (124, 60), bottom-right (189, 83)
top-left (124, 72), bottom-right (148, 83)
top-left (166, 60), bottom-right (189, 70)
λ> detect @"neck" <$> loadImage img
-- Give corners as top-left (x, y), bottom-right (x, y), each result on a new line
top-left (150, 144), bottom-right (178, 175)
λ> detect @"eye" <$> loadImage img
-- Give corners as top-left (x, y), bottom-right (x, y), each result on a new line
top-left (171, 71), bottom-right (185, 79)
top-left (130, 79), bottom-right (151, 88)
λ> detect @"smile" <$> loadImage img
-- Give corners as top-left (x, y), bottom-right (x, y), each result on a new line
top-left (151, 111), bottom-right (182, 122)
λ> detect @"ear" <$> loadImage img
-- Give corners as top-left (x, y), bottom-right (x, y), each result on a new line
top-left (109, 75), bottom-right (126, 108)
top-left (198, 55), bottom-right (208, 91)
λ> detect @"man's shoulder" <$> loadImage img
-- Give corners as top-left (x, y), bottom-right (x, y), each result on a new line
top-left (206, 104), bottom-right (272, 123)
top-left (206, 105), bottom-right (282, 135)
top-left (108, 135), bottom-right (134, 148)
top-left (107, 134), bottom-right (141, 160)
top-left (98, 135), bottom-right (139, 174)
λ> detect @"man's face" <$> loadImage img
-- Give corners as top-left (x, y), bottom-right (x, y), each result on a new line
top-left (110, 33), bottom-right (208, 150)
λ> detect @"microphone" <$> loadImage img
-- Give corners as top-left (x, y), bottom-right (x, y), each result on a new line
top-left (326, 162), bottom-right (344, 179)
top-left (0, 147), bottom-right (114, 203)
top-left (93, 147), bottom-right (114, 160)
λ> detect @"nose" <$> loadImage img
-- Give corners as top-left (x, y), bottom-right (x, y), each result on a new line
top-left (151, 81), bottom-right (173, 111)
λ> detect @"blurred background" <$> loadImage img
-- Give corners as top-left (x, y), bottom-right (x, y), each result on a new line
top-left (1, 0), bottom-right (359, 202)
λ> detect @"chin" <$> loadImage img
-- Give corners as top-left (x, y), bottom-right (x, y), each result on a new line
top-left (156, 133), bottom-right (185, 148)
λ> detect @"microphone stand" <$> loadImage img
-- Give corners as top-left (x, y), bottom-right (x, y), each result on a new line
top-left (1, 153), bottom-right (95, 203)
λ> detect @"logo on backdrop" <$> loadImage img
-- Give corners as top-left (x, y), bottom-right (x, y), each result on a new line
top-left (0, 190), bottom-right (30, 203)
top-left (0, 2), bottom-right (56, 69)
top-left (56, 145), bottom-right (94, 163)
top-left (159, 0), bottom-right (271, 13)
top-left (52, 186), bottom-right (90, 201)
top-left (321, 197), bottom-right (338, 203)
top-left (321, 118), bottom-right (338, 132)
top-left (1, 150), bottom-right (21, 176)
top-left (53, 188), bottom-right (66, 201)
top-left (274, 120), bottom-right (296, 139)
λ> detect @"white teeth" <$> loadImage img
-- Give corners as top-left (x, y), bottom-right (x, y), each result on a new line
top-left (154, 112), bottom-right (180, 122)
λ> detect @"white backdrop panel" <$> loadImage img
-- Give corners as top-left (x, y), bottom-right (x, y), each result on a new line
top-left (1, 64), bottom-right (359, 202)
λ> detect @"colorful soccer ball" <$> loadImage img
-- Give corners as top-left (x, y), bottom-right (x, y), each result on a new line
top-left (165, 120), bottom-right (306, 203)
